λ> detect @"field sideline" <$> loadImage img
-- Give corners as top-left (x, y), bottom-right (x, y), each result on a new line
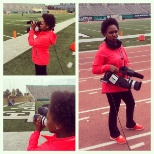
top-left (79, 19), bottom-right (151, 51)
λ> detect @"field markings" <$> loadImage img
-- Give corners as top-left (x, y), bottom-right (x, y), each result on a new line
top-left (79, 33), bottom-right (90, 37)
top-left (79, 33), bottom-right (150, 43)
top-left (79, 50), bottom-right (150, 59)
top-left (79, 98), bottom-right (150, 114)
top-left (79, 132), bottom-right (150, 151)
top-left (79, 60), bottom-right (151, 71)
top-left (79, 80), bottom-right (151, 94)
top-left (3, 35), bottom-right (13, 38)
top-left (79, 54), bottom-right (150, 65)
top-left (79, 44), bottom-right (151, 53)
top-left (130, 142), bottom-right (145, 150)
top-left (79, 80), bottom-right (87, 82)
top-left (102, 111), bottom-right (109, 115)
top-left (89, 92), bottom-right (98, 95)
top-left (79, 69), bottom-right (150, 81)
top-left (79, 116), bottom-right (89, 121)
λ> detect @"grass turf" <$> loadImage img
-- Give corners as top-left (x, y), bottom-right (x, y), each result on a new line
top-left (3, 101), bottom-right (49, 132)
top-left (79, 37), bottom-right (151, 51)
top-left (3, 13), bottom-right (75, 41)
top-left (79, 19), bottom-right (151, 39)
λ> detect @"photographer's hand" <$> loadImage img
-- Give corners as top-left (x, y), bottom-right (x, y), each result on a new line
top-left (30, 21), bottom-right (36, 30)
top-left (110, 65), bottom-right (119, 73)
top-left (33, 116), bottom-right (45, 132)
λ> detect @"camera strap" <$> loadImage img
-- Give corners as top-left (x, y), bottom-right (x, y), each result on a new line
top-left (107, 85), bottom-right (130, 150)
top-left (53, 46), bottom-right (64, 75)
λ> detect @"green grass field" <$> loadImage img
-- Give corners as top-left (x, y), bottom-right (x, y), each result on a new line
top-left (79, 19), bottom-right (151, 51)
top-left (3, 101), bottom-right (49, 132)
top-left (3, 14), bottom-right (75, 75)
top-left (3, 13), bottom-right (75, 41)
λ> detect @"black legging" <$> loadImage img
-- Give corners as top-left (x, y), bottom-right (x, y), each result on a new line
top-left (106, 90), bottom-right (136, 138)
top-left (35, 64), bottom-right (47, 75)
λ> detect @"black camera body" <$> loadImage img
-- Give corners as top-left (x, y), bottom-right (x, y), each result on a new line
top-left (100, 66), bottom-right (144, 91)
top-left (33, 105), bottom-right (49, 126)
top-left (26, 20), bottom-right (41, 33)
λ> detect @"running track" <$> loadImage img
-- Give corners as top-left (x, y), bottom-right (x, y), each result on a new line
top-left (79, 45), bottom-right (151, 151)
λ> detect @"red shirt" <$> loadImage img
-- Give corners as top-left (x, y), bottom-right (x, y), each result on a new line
top-left (28, 30), bottom-right (57, 65)
top-left (27, 131), bottom-right (75, 151)
top-left (92, 42), bottom-right (129, 93)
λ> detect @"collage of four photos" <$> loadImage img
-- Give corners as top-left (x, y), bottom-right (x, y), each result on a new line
top-left (3, 2), bottom-right (151, 152)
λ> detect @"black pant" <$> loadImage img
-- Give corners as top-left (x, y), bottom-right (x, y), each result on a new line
top-left (35, 64), bottom-right (47, 75)
top-left (106, 90), bottom-right (136, 138)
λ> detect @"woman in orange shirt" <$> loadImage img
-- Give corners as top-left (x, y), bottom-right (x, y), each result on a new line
top-left (92, 18), bottom-right (143, 144)
top-left (27, 91), bottom-right (75, 151)
top-left (28, 13), bottom-right (57, 75)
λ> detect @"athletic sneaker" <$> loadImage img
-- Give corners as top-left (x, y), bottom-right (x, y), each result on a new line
top-left (126, 123), bottom-right (144, 130)
top-left (110, 135), bottom-right (126, 144)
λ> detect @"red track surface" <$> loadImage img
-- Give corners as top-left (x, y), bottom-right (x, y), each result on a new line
top-left (79, 45), bottom-right (151, 151)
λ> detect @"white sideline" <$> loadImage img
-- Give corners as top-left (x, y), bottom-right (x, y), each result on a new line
top-left (79, 132), bottom-right (150, 151)
top-left (79, 33), bottom-right (151, 43)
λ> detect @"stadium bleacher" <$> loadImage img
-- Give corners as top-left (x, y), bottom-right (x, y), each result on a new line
top-left (26, 85), bottom-right (75, 100)
top-left (124, 4), bottom-right (149, 14)
top-left (3, 3), bottom-right (48, 13)
top-left (79, 3), bottom-right (151, 16)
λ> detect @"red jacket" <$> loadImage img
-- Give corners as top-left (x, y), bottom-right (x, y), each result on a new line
top-left (27, 131), bottom-right (75, 151)
top-left (92, 42), bottom-right (129, 93)
top-left (28, 30), bottom-right (57, 65)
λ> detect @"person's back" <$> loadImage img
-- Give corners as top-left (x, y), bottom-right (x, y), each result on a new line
top-left (27, 91), bottom-right (75, 151)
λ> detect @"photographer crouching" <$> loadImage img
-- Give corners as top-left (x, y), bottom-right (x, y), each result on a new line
top-left (27, 91), bottom-right (75, 151)
top-left (92, 18), bottom-right (144, 144)
top-left (28, 13), bottom-right (57, 75)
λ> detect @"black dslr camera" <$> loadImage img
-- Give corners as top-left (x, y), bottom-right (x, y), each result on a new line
top-left (26, 20), bottom-right (41, 33)
top-left (100, 66), bottom-right (144, 91)
top-left (33, 104), bottom-right (49, 126)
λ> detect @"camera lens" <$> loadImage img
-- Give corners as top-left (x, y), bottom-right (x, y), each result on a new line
top-left (33, 114), bottom-right (40, 122)
top-left (42, 117), bottom-right (47, 127)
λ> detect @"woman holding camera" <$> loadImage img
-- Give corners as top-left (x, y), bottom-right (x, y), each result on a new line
top-left (27, 91), bottom-right (75, 151)
top-left (92, 18), bottom-right (143, 144)
top-left (28, 13), bottom-right (57, 75)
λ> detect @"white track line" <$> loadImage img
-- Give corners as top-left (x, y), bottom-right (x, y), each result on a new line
top-left (89, 92), bottom-right (98, 94)
top-left (102, 112), bottom-right (109, 115)
top-left (79, 50), bottom-right (150, 59)
top-left (79, 106), bottom-right (110, 114)
top-left (79, 80), bottom-right (150, 93)
top-left (79, 60), bottom-right (150, 71)
top-left (79, 44), bottom-right (151, 53)
top-left (79, 80), bottom-right (87, 82)
top-left (79, 117), bottom-right (89, 121)
top-left (130, 142), bottom-right (145, 149)
top-left (79, 132), bottom-right (150, 151)
top-left (79, 54), bottom-right (150, 65)
top-left (79, 69), bottom-right (150, 80)
top-left (79, 98), bottom-right (150, 114)
top-left (80, 88), bottom-right (101, 93)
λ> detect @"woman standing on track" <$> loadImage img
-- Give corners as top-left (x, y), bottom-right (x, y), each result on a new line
top-left (28, 13), bottom-right (57, 75)
top-left (92, 18), bottom-right (143, 144)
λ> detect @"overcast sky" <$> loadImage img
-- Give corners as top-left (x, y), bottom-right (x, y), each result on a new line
top-left (3, 77), bottom-right (75, 93)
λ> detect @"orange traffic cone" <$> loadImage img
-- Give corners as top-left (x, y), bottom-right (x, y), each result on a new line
top-left (120, 30), bottom-right (123, 36)
top-left (70, 42), bottom-right (75, 51)
top-left (138, 35), bottom-right (145, 41)
top-left (13, 30), bottom-right (16, 38)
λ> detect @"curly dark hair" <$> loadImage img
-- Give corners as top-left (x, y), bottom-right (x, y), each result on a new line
top-left (101, 18), bottom-right (119, 36)
top-left (49, 91), bottom-right (75, 134)
top-left (42, 13), bottom-right (56, 30)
